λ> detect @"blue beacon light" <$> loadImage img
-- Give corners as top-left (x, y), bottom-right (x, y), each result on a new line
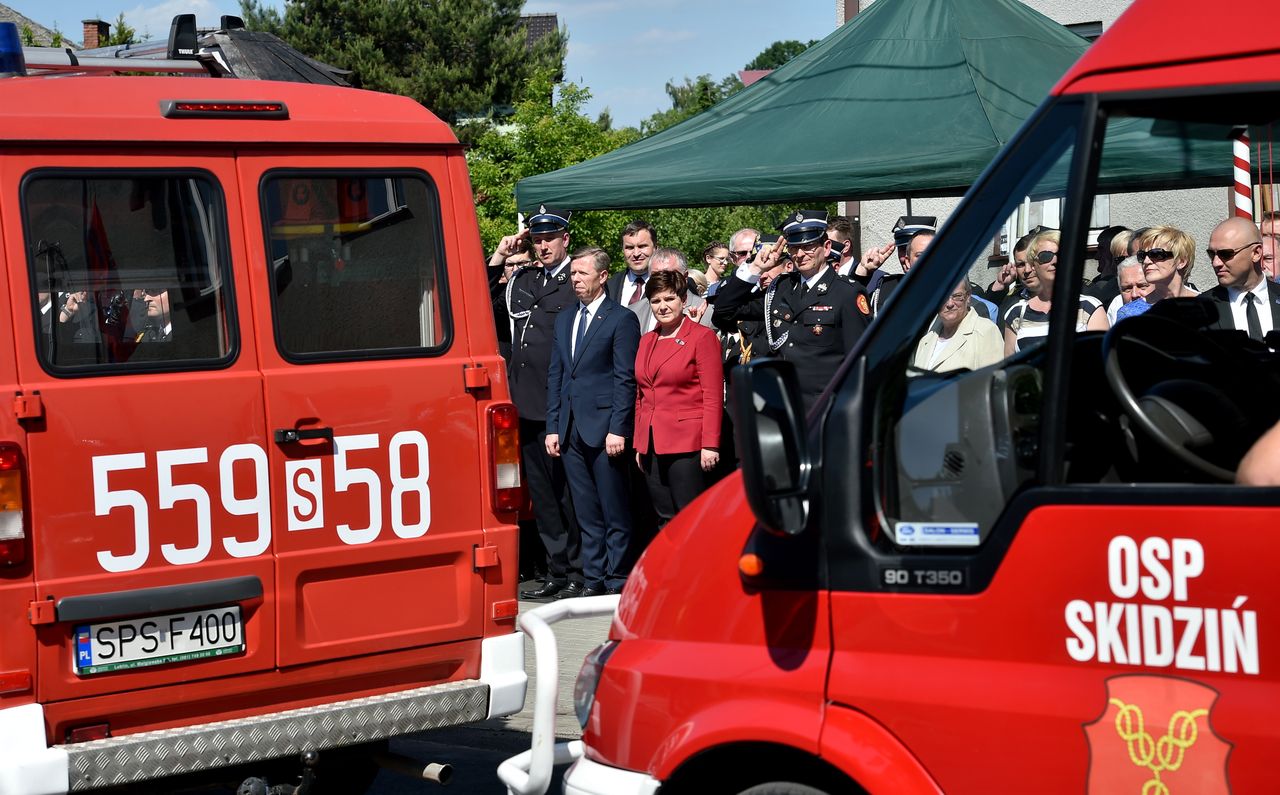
top-left (0, 22), bottom-right (27, 78)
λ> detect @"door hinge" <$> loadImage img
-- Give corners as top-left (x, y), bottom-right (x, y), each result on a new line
top-left (29, 600), bottom-right (56, 626)
top-left (473, 544), bottom-right (500, 570)
top-left (13, 391), bottom-right (43, 421)
top-left (463, 363), bottom-right (490, 393)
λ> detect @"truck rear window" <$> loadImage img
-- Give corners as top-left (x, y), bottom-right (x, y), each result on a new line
top-left (260, 172), bottom-right (450, 360)
top-left (23, 172), bottom-right (236, 372)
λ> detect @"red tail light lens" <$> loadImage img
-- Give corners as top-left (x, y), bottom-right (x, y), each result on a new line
top-left (0, 445), bottom-right (25, 566)
top-left (488, 404), bottom-right (523, 514)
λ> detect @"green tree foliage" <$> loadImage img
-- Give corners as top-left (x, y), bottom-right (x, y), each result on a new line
top-left (744, 39), bottom-right (816, 72)
top-left (19, 24), bottom-right (34, 46)
top-left (469, 72), bottom-right (832, 271)
top-left (238, 0), bottom-right (565, 125)
top-left (105, 13), bottom-right (138, 46)
top-left (640, 74), bottom-right (742, 137)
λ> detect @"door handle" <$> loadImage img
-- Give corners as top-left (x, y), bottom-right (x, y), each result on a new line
top-left (274, 427), bottom-right (335, 444)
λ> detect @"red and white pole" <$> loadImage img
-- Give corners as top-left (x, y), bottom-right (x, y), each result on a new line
top-left (1234, 129), bottom-right (1254, 219)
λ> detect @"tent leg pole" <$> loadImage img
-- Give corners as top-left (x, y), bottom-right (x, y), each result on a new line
top-left (906, 197), bottom-right (913, 215)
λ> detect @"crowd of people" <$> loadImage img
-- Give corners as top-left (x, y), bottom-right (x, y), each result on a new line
top-left (489, 203), bottom-right (1280, 598)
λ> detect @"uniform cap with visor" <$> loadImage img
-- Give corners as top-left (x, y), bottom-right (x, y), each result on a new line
top-left (780, 210), bottom-right (829, 246)
top-left (527, 205), bottom-right (571, 235)
top-left (892, 215), bottom-right (938, 249)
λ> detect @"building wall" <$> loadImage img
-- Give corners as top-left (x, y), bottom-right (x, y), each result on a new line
top-left (848, 0), bottom-right (1230, 292)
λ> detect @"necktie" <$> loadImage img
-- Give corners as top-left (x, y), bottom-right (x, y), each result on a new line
top-left (629, 275), bottom-right (646, 305)
top-left (1245, 292), bottom-right (1263, 341)
top-left (574, 305), bottom-right (590, 359)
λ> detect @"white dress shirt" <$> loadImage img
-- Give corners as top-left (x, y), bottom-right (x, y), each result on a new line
top-left (571, 293), bottom-right (607, 358)
top-left (1227, 277), bottom-right (1274, 336)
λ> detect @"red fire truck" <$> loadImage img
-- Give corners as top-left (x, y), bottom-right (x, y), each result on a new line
top-left (0, 15), bottom-right (525, 795)
top-left (502, 0), bottom-right (1280, 792)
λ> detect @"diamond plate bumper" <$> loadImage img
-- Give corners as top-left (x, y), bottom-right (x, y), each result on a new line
top-left (59, 679), bottom-right (488, 792)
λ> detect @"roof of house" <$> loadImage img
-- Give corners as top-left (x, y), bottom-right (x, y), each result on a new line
top-left (0, 2), bottom-right (68, 47)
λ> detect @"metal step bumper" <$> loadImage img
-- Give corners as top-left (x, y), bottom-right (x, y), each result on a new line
top-left (60, 679), bottom-right (488, 791)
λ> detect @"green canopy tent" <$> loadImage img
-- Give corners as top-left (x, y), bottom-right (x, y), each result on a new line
top-left (515, 0), bottom-right (1231, 213)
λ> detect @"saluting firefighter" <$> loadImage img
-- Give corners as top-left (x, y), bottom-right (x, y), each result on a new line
top-left (850, 215), bottom-right (937, 318)
top-left (487, 206), bottom-right (582, 599)
top-left (713, 210), bottom-right (871, 410)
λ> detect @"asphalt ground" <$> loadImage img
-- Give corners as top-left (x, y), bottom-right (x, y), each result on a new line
top-left (368, 597), bottom-right (616, 794)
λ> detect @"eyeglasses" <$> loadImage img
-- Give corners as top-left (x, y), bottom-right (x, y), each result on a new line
top-left (1034, 250), bottom-right (1058, 264)
top-left (1135, 248), bottom-right (1176, 263)
top-left (709, 255), bottom-right (730, 264)
top-left (1205, 242), bottom-right (1260, 262)
top-left (943, 291), bottom-right (968, 305)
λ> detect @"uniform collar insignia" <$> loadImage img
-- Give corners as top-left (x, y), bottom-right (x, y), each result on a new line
top-left (816, 282), bottom-right (828, 294)
top-left (556, 272), bottom-right (567, 283)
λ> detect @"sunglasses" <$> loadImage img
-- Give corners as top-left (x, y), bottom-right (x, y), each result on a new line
top-left (1034, 250), bottom-right (1058, 264)
top-left (1135, 248), bottom-right (1176, 263)
top-left (1205, 243), bottom-right (1260, 262)
top-left (730, 250), bottom-right (752, 258)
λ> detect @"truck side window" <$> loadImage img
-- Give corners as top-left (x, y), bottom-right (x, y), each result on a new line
top-left (23, 174), bottom-right (235, 372)
top-left (871, 116), bottom-right (1088, 551)
top-left (261, 172), bottom-right (449, 359)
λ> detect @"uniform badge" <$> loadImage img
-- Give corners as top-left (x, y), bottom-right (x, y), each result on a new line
top-left (812, 325), bottom-right (824, 336)
top-left (555, 272), bottom-right (567, 283)
top-left (539, 204), bottom-right (547, 214)
top-left (794, 212), bottom-right (804, 222)
top-left (856, 294), bottom-right (871, 316)
top-left (783, 313), bottom-right (792, 321)
top-left (816, 283), bottom-right (828, 294)
top-left (773, 319), bottom-right (782, 328)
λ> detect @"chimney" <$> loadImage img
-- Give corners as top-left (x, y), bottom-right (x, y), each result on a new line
top-left (82, 19), bottom-right (110, 49)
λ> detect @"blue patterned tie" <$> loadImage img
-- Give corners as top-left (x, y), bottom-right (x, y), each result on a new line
top-left (574, 305), bottom-right (589, 360)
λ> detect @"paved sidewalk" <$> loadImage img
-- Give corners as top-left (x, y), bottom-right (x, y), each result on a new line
top-left (500, 596), bottom-right (617, 738)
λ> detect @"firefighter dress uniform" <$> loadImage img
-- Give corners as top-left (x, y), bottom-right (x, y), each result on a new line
top-left (713, 211), bottom-right (871, 410)
top-left (486, 207), bottom-right (581, 593)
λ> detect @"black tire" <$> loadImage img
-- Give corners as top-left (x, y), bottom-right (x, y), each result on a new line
top-left (738, 783), bottom-right (831, 795)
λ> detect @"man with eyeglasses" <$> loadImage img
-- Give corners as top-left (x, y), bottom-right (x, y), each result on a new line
top-left (713, 210), bottom-right (871, 410)
top-left (1199, 216), bottom-right (1280, 340)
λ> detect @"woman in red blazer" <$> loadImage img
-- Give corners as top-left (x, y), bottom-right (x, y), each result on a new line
top-left (633, 270), bottom-right (724, 526)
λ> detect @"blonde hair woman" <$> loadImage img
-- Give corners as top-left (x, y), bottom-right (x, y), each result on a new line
top-left (1003, 230), bottom-right (1108, 355)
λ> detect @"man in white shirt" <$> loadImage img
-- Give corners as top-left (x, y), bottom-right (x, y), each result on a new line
top-left (606, 220), bottom-right (657, 305)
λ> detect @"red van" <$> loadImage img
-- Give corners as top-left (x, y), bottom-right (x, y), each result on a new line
top-left (502, 0), bottom-right (1280, 792)
top-left (0, 18), bottom-right (525, 795)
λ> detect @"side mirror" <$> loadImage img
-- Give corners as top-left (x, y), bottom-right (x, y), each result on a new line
top-left (730, 359), bottom-right (811, 536)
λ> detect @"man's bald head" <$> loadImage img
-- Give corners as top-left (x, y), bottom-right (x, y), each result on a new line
top-left (1208, 216), bottom-right (1264, 291)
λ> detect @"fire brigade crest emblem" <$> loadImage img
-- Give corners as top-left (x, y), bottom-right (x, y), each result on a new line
top-left (1084, 675), bottom-right (1231, 794)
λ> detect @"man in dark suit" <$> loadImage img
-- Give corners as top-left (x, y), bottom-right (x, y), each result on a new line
top-left (487, 206), bottom-right (581, 599)
top-left (1200, 216), bottom-right (1280, 339)
top-left (546, 246), bottom-right (641, 597)
top-left (714, 210), bottom-right (871, 411)
top-left (606, 220), bottom-right (657, 306)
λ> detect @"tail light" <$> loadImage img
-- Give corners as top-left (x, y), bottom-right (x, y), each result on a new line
top-left (0, 445), bottom-right (25, 565)
top-left (488, 404), bottom-right (523, 514)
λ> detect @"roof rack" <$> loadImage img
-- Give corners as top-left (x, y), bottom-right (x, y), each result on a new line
top-left (20, 14), bottom-right (228, 77)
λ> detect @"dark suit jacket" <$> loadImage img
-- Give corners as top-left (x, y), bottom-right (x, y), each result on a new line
top-left (1199, 280), bottom-right (1280, 331)
top-left (607, 271), bottom-right (648, 306)
top-left (547, 296), bottom-right (641, 447)
top-left (633, 319), bottom-right (723, 456)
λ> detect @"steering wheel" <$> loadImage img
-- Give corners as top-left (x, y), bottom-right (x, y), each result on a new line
top-left (1102, 313), bottom-right (1250, 482)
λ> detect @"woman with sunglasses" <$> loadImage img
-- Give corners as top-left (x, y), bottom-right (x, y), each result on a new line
top-left (1003, 230), bottom-right (1109, 355)
top-left (1132, 225), bottom-right (1200, 304)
